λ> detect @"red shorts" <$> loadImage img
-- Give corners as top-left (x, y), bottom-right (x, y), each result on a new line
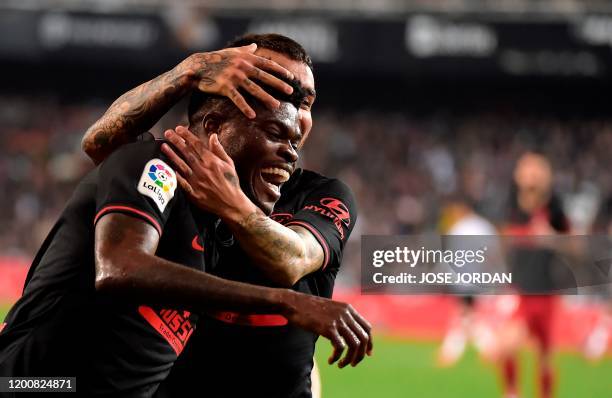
top-left (513, 295), bottom-right (558, 350)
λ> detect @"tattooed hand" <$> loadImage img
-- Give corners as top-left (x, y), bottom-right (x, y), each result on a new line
top-left (180, 43), bottom-right (295, 119)
top-left (82, 43), bottom-right (295, 165)
top-left (161, 126), bottom-right (257, 219)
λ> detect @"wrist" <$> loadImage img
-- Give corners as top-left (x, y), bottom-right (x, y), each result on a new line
top-left (275, 289), bottom-right (298, 318)
top-left (176, 56), bottom-right (201, 90)
top-left (221, 192), bottom-right (262, 228)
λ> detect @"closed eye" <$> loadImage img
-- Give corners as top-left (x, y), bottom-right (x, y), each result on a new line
top-left (260, 123), bottom-right (301, 150)
top-left (266, 128), bottom-right (282, 140)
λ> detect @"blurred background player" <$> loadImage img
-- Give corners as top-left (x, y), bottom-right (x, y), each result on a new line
top-left (436, 195), bottom-right (499, 366)
top-left (497, 152), bottom-right (571, 398)
top-left (582, 193), bottom-right (612, 361)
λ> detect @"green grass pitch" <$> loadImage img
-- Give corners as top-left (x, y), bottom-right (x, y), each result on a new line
top-left (0, 305), bottom-right (9, 323)
top-left (2, 306), bottom-right (610, 397)
top-left (315, 336), bottom-right (612, 398)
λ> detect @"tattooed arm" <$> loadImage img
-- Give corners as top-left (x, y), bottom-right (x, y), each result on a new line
top-left (228, 210), bottom-right (325, 286)
top-left (162, 127), bottom-right (324, 287)
top-left (96, 213), bottom-right (371, 368)
top-left (82, 43), bottom-right (295, 164)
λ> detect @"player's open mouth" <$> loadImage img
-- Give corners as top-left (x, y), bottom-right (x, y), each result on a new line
top-left (260, 166), bottom-right (292, 197)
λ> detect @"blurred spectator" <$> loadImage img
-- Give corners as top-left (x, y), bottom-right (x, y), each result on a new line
top-left (1, 95), bottom-right (610, 287)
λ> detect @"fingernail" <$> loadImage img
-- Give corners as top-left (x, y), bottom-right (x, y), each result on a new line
top-left (165, 130), bottom-right (174, 138)
top-left (285, 86), bottom-right (293, 94)
top-left (248, 111), bottom-right (256, 119)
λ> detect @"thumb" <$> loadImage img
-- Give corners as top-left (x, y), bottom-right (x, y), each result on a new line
top-left (240, 43), bottom-right (257, 53)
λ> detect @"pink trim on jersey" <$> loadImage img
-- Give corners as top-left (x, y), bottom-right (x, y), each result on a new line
top-left (285, 220), bottom-right (330, 270)
top-left (210, 311), bottom-right (288, 327)
top-left (94, 205), bottom-right (162, 236)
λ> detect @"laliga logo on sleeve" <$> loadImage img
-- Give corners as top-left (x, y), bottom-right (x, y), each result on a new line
top-left (138, 159), bottom-right (177, 212)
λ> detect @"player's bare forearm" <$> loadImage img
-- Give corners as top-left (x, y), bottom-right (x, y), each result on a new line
top-left (82, 65), bottom-right (195, 164)
top-left (226, 209), bottom-right (324, 286)
top-left (95, 212), bottom-right (290, 314)
top-left (94, 212), bottom-right (373, 367)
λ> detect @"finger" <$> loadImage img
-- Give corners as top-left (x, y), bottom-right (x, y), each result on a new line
top-left (349, 307), bottom-right (373, 355)
top-left (209, 134), bottom-right (233, 164)
top-left (164, 129), bottom-right (188, 152)
top-left (327, 330), bottom-right (346, 365)
top-left (345, 318), bottom-right (369, 366)
top-left (164, 130), bottom-right (202, 168)
top-left (337, 323), bottom-right (360, 369)
top-left (248, 54), bottom-right (295, 81)
top-left (173, 126), bottom-right (214, 167)
top-left (242, 78), bottom-right (280, 110)
top-left (349, 306), bottom-right (372, 333)
top-left (174, 125), bottom-right (206, 150)
top-left (161, 143), bottom-right (193, 177)
top-left (236, 43), bottom-right (257, 54)
top-left (176, 174), bottom-right (193, 196)
top-left (227, 87), bottom-right (256, 119)
top-left (245, 63), bottom-right (293, 95)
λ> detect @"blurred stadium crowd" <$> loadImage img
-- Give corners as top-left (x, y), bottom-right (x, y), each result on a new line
top-left (1, 94), bottom-right (610, 288)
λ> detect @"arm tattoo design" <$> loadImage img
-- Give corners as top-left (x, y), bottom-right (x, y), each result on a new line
top-left (193, 52), bottom-right (231, 88)
top-left (84, 52), bottom-right (232, 162)
top-left (223, 171), bottom-right (239, 187)
top-left (238, 212), bottom-right (305, 267)
top-left (85, 71), bottom-right (189, 156)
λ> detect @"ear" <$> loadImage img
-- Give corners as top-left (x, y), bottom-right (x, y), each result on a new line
top-left (202, 112), bottom-right (223, 138)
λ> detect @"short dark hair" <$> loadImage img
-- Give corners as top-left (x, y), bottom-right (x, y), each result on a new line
top-left (188, 33), bottom-right (311, 130)
top-left (226, 33), bottom-right (313, 71)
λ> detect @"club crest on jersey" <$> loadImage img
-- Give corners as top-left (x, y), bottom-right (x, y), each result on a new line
top-left (137, 159), bottom-right (177, 212)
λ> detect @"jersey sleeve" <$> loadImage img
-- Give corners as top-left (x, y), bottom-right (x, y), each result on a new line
top-left (285, 179), bottom-right (357, 271)
top-left (94, 141), bottom-right (180, 236)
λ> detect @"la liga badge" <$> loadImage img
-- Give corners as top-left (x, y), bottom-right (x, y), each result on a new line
top-left (137, 159), bottom-right (177, 212)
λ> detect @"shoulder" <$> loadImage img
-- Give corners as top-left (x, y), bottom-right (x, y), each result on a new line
top-left (98, 139), bottom-right (177, 184)
top-left (285, 169), bottom-right (354, 200)
top-left (96, 139), bottom-right (184, 211)
top-left (101, 139), bottom-right (165, 166)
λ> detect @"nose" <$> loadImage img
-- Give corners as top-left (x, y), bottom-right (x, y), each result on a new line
top-left (279, 140), bottom-right (299, 164)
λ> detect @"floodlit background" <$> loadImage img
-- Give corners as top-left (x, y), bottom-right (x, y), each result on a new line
top-left (1, 1), bottom-right (611, 397)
